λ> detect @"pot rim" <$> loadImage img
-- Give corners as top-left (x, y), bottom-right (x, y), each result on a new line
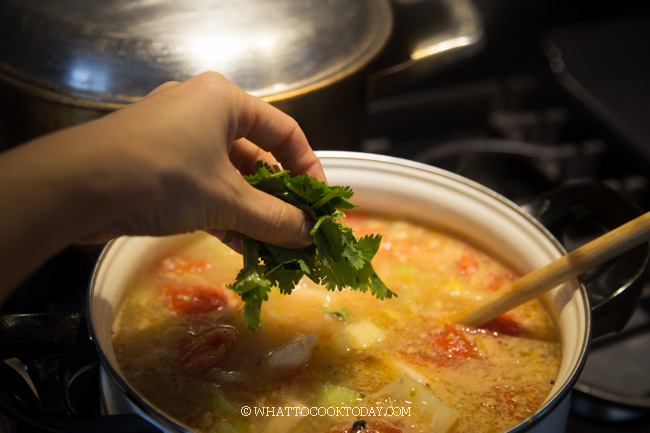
top-left (88, 151), bottom-right (592, 432)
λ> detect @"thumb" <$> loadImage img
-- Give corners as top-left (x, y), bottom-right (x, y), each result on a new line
top-left (228, 186), bottom-right (314, 249)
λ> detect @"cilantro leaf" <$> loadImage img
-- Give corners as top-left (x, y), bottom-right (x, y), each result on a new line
top-left (226, 161), bottom-right (395, 330)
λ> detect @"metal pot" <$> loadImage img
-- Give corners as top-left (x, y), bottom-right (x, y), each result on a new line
top-left (0, 0), bottom-right (483, 150)
top-left (86, 152), bottom-right (647, 432)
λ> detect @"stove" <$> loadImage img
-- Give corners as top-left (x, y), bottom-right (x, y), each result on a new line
top-left (2, 0), bottom-right (650, 432)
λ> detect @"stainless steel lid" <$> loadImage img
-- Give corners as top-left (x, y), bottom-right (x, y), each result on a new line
top-left (0, 0), bottom-right (392, 105)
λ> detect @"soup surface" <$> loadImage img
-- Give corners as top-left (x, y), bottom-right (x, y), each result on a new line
top-left (113, 213), bottom-right (561, 433)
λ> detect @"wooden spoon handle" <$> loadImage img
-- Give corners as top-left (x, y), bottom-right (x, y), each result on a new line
top-left (448, 211), bottom-right (650, 327)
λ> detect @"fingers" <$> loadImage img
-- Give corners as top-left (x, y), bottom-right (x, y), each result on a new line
top-left (229, 138), bottom-right (277, 175)
top-left (120, 72), bottom-right (324, 249)
top-left (230, 88), bottom-right (326, 182)
top-left (227, 180), bottom-right (314, 249)
top-left (219, 146), bottom-right (317, 249)
top-left (160, 72), bottom-right (323, 181)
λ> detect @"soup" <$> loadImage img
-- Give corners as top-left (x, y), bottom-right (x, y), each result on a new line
top-left (112, 212), bottom-right (561, 433)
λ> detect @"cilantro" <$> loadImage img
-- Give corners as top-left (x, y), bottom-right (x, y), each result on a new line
top-left (226, 161), bottom-right (395, 330)
top-left (322, 307), bottom-right (352, 323)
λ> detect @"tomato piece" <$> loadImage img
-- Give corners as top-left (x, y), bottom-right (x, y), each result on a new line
top-left (457, 253), bottom-right (478, 275)
top-left (483, 384), bottom-right (543, 421)
top-left (329, 420), bottom-right (403, 433)
top-left (163, 283), bottom-right (228, 314)
top-left (180, 325), bottom-right (237, 373)
top-left (429, 323), bottom-right (480, 360)
top-left (479, 314), bottom-right (525, 337)
top-left (486, 270), bottom-right (518, 291)
top-left (398, 324), bottom-right (482, 368)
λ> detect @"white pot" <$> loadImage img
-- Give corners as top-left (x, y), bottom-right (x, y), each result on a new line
top-left (89, 152), bottom-right (592, 432)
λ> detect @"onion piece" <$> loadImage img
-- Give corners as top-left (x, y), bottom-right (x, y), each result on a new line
top-left (372, 374), bottom-right (459, 433)
top-left (267, 334), bottom-right (318, 369)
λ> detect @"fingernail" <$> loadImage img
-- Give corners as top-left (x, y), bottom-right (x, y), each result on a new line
top-left (294, 218), bottom-right (314, 248)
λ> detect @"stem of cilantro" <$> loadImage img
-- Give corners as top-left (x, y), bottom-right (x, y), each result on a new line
top-left (283, 176), bottom-right (302, 196)
top-left (310, 215), bottom-right (331, 236)
top-left (311, 188), bottom-right (340, 210)
top-left (247, 169), bottom-right (289, 187)
top-left (263, 262), bottom-right (285, 279)
top-left (262, 170), bottom-right (290, 181)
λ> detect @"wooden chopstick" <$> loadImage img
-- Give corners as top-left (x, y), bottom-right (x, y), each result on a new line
top-left (446, 211), bottom-right (650, 327)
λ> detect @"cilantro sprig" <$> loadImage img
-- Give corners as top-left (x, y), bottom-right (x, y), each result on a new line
top-left (226, 161), bottom-right (395, 330)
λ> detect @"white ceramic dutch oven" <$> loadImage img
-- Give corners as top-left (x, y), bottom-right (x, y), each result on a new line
top-left (89, 152), bottom-right (593, 432)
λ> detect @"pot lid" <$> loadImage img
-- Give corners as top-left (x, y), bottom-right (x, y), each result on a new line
top-left (0, 0), bottom-right (392, 106)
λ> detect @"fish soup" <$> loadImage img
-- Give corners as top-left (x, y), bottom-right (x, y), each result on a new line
top-left (112, 212), bottom-right (561, 433)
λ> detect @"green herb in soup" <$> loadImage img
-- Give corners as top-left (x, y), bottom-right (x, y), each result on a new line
top-left (112, 213), bottom-right (561, 433)
top-left (228, 161), bottom-right (394, 330)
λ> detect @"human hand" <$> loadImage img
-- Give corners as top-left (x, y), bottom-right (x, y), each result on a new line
top-left (73, 71), bottom-right (325, 248)
top-left (0, 72), bottom-right (325, 294)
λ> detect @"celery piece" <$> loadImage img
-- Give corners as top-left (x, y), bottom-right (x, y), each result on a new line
top-left (317, 384), bottom-right (360, 407)
top-left (327, 331), bottom-right (351, 356)
top-left (347, 319), bottom-right (385, 349)
top-left (212, 388), bottom-right (236, 416)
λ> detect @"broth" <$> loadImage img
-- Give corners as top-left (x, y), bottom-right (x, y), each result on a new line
top-left (112, 212), bottom-right (561, 433)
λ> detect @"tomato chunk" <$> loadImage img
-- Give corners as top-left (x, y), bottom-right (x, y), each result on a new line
top-left (457, 253), bottom-right (478, 275)
top-left (479, 314), bottom-right (525, 337)
top-left (180, 325), bottom-right (237, 373)
top-left (429, 323), bottom-right (480, 360)
top-left (163, 283), bottom-right (228, 314)
top-left (486, 270), bottom-right (518, 291)
top-left (399, 323), bottom-right (482, 368)
top-left (482, 384), bottom-right (543, 421)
